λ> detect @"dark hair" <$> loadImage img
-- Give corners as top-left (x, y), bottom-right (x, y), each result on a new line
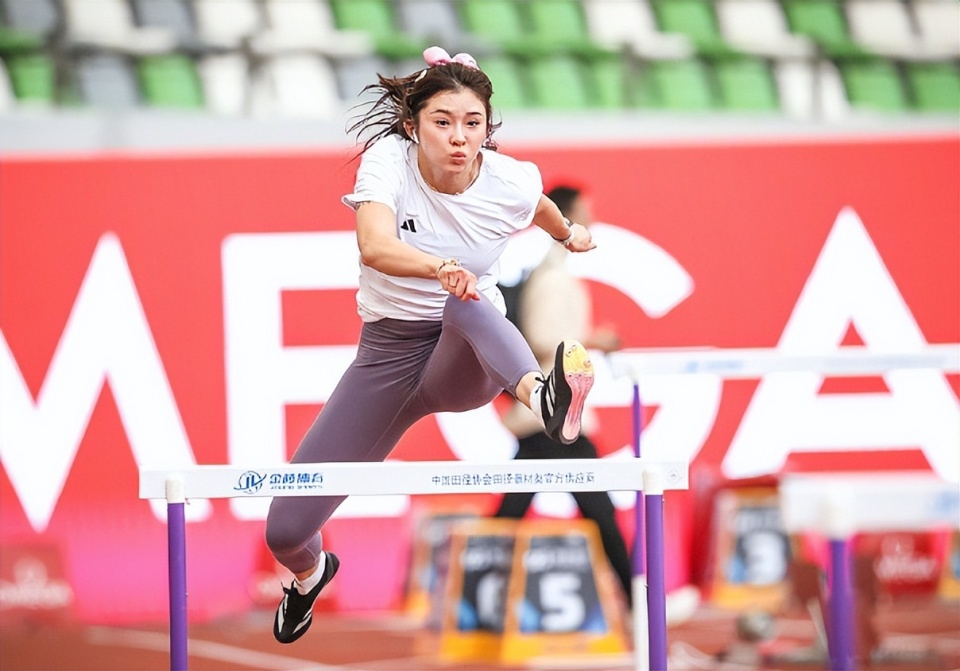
top-left (347, 63), bottom-right (501, 154)
top-left (546, 185), bottom-right (582, 217)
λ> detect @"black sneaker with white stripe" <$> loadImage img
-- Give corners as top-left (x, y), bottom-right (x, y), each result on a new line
top-left (540, 340), bottom-right (594, 445)
top-left (273, 552), bottom-right (340, 644)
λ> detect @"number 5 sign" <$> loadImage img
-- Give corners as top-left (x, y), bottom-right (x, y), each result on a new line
top-left (440, 519), bottom-right (628, 664)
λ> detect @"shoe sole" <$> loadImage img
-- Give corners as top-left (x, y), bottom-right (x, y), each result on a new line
top-left (560, 341), bottom-right (593, 443)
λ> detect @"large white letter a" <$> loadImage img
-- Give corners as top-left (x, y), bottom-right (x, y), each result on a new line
top-left (724, 207), bottom-right (959, 482)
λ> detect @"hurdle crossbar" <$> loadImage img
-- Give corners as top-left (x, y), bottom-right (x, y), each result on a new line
top-left (141, 458), bottom-right (688, 671)
top-left (140, 458), bottom-right (687, 501)
top-left (608, 343), bottom-right (960, 380)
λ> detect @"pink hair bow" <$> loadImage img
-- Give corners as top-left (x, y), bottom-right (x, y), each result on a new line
top-left (423, 46), bottom-right (478, 70)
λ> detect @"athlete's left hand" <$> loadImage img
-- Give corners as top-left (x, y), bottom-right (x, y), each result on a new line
top-left (439, 264), bottom-right (480, 301)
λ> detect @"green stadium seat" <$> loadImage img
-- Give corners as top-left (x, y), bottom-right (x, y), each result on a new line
top-left (396, 0), bottom-right (495, 57)
top-left (646, 58), bottom-right (715, 111)
top-left (781, 0), bottom-right (869, 58)
top-left (528, 54), bottom-right (591, 110)
top-left (627, 65), bottom-right (661, 110)
top-left (458, 0), bottom-right (524, 42)
top-left (525, 0), bottom-right (611, 56)
top-left (458, 0), bottom-right (538, 56)
top-left (329, 0), bottom-right (425, 59)
top-left (588, 52), bottom-right (631, 109)
top-left (905, 62), bottom-right (960, 113)
top-left (651, 0), bottom-right (740, 58)
top-left (714, 57), bottom-right (779, 112)
top-left (138, 54), bottom-right (204, 109)
top-left (527, 0), bottom-right (585, 41)
top-left (6, 53), bottom-right (55, 103)
top-left (0, 26), bottom-right (43, 56)
top-left (840, 59), bottom-right (907, 112)
top-left (480, 54), bottom-right (530, 110)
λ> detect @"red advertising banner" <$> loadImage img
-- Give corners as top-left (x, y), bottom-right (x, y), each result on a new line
top-left (1, 136), bottom-right (957, 623)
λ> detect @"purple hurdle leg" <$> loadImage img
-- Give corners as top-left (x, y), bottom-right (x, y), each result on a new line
top-left (631, 383), bottom-right (648, 671)
top-left (632, 383), bottom-right (647, 575)
top-left (167, 479), bottom-right (188, 671)
top-left (828, 537), bottom-right (856, 671)
top-left (643, 470), bottom-right (667, 671)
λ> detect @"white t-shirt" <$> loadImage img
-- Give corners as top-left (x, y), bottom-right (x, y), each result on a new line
top-left (342, 135), bottom-right (542, 322)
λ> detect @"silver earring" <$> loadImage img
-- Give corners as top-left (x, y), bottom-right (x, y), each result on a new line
top-left (412, 130), bottom-right (419, 144)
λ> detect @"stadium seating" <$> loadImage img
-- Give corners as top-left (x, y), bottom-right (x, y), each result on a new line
top-left (138, 53), bottom-right (204, 108)
top-left (132, 0), bottom-right (207, 53)
top-left (913, 0), bottom-right (960, 56)
top-left (250, 0), bottom-right (373, 60)
top-left (715, 0), bottom-right (816, 59)
top-left (651, 0), bottom-right (741, 58)
top-left (458, 0), bottom-right (528, 56)
top-left (196, 52), bottom-right (249, 115)
top-left (0, 56), bottom-right (11, 110)
top-left (846, 0), bottom-right (953, 60)
top-left (329, 0), bottom-right (426, 59)
top-left (774, 58), bottom-right (850, 120)
top-left (645, 58), bottom-right (716, 111)
top-left (1, 0), bottom-right (59, 38)
top-left (396, 0), bottom-right (495, 57)
top-left (528, 52), bottom-right (592, 109)
top-left (5, 51), bottom-right (55, 104)
top-left (840, 58), bottom-right (909, 112)
top-left (62, 0), bottom-right (177, 54)
top-left (589, 51), bottom-right (633, 108)
top-left (192, 0), bottom-right (262, 50)
top-left (73, 52), bottom-right (140, 107)
top-left (478, 54), bottom-right (529, 110)
top-left (905, 62), bottom-right (960, 111)
top-left (781, 0), bottom-right (869, 58)
top-left (582, 0), bottom-right (695, 61)
top-left (714, 57), bottom-right (780, 112)
top-left (250, 54), bottom-right (340, 118)
top-left (0, 0), bottom-right (955, 117)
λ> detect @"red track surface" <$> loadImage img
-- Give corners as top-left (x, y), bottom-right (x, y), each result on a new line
top-left (2, 597), bottom-right (958, 671)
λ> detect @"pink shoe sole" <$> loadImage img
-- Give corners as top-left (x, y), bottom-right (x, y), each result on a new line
top-left (560, 343), bottom-right (594, 443)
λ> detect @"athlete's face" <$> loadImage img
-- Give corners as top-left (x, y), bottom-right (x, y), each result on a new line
top-left (412, 89), bottom-right (487, 178)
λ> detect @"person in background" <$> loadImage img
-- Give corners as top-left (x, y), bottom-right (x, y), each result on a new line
top-left (494, 184), bottom-right (633, 609)
top-left (265, 48), bottom-right (600, 644)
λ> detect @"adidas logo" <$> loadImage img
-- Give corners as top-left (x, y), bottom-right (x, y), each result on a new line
top-left (400, 218), bottom-right (417, 233)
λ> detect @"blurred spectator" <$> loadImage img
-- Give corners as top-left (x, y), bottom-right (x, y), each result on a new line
top-left (494, 183), bottom-right (633, 608)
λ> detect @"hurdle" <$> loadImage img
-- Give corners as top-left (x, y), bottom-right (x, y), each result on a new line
top-left (609, 343), bottom-right (960, 671)
top-left (780, 472), bottom-right (960, 670)
top-left (140, 457), bottom-right (689, 671)
top-left (142, 343), bottom-right (959, 671)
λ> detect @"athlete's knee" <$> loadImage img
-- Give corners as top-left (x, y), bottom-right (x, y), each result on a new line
top-left (442, 292), bottom-right (490, 326)
top-left (442, 293), bottom-right (469, 320)
top-left (265, 505), bottom-right (312, 557)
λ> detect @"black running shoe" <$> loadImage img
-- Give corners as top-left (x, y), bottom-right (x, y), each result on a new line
top-left (273, 552), bottom-right (340, 644)
top-left (540, 340), bottom-right (594, 444)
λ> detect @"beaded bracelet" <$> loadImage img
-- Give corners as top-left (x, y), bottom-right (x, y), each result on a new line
top-left (436, 258), bottom-right (460, 278)
top-left (552, 218), bottom-right (575, 246)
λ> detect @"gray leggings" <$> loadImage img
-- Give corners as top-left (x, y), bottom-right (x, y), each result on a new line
top-left (265, 294), bottom-right (539, 573)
